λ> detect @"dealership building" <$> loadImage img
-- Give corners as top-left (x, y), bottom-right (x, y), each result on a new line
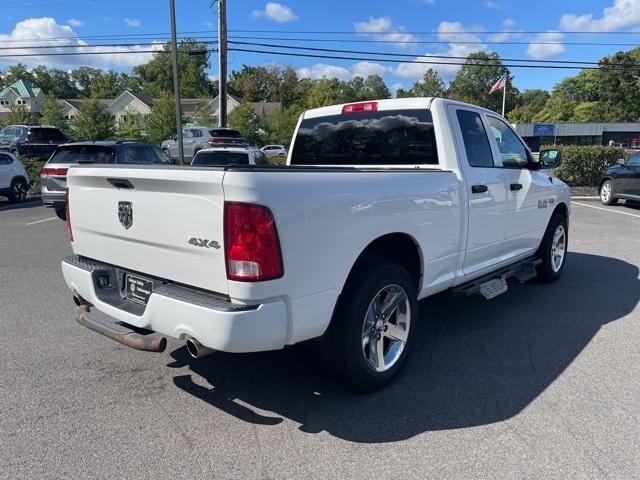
top-left (513, 122), bottom-right (640, 151)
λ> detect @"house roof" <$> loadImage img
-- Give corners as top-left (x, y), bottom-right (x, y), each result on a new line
top-left (127, 91), bottom-right (155, 107)
top-left (249, 102), bottom-right (281, 118)
top-left (0, 79), bottom-right (42, 98)
top-left (60, 98), bottom-right (112, 110)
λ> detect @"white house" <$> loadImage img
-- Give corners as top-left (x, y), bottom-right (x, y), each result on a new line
top-left (0, 80), bottom-right (46, 118)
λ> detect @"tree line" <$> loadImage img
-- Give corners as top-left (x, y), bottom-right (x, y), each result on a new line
top-left (2, 39), bottom-right (639, 147)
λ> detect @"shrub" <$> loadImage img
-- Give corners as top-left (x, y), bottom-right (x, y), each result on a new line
top-left (544, 145), bottom-right (633, 186)
top-left (21, 158), bottom-right (46, 193)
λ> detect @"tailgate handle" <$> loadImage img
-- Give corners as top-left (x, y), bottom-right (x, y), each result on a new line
top-left (107, 178), bottom-right (134, 189)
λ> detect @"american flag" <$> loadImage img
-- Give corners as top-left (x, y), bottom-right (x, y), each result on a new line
top-left (489, 75), bottom-right (507, 94)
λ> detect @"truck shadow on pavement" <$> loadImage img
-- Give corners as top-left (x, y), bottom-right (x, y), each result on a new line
top-left (168, 252), bottom-right (640, 443)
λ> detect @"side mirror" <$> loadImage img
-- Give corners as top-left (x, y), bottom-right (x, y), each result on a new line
top-left (616, 158), bottom-right (626, 166)
top-left (539, 149), bottom-right (562, 169)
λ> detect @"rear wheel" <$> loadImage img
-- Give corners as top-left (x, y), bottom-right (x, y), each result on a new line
top-left (54, 205), bottom-right (66, 221)
top-left (321, 261), bottom-right (418, 390)
top-left (600, 180), bottom-right (618, 205)
top-left (537, 213), bottom-right (568, 283)
top-left (8, 178), bottom-right (27, 203)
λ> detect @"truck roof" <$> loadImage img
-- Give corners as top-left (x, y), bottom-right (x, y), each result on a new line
top-left (301, 97), bottom-right (501, 120)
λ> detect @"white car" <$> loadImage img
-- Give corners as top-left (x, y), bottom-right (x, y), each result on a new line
top-left (61, 97), bottom-right (570, 390)
top-left (191, 147), bottom-right (270, 167)
top-left (261, 144), bottom-right (287, 161)
top-left (0, 150), bottom-right (29, 202)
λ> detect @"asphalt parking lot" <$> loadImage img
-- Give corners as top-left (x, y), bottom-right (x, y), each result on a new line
top-left (1, 200), bottom-right (639, 479)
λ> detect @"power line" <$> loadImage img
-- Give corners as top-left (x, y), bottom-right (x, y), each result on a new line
top-left (228, 41), bottom-right (628, 66)
top-left (0, 48), bottom-right (214, 59)
top-left (226, 47), bottom-right (640, 71)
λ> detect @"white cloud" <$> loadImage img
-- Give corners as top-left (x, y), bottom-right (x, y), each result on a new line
top-left (296, 62), bottom-right (387, 81)
top-left (526, 31), bottom-right (565, 59)
top-left (393, 21), bottom-right (487, 80)
top-left (488, 18), bottom-right (518, 42)
top-left (296, 64), bottom-right (352, 81)
top-left (354, 16), bottom-right (417, 48)
top-left (124, 18), bottom-right (140, 28)
top-left (483, 1), bottom-right (501, 10)
top-left (0, 17), bottom-right (161, 69)
top-left (252, 3), bottom-right (298, 23)
top-left (66, 18), bottom-right (84, 27)
top-left (560, 0), bottom-right (640, 32)
top-left (352, 61), bottom-right (388, 77)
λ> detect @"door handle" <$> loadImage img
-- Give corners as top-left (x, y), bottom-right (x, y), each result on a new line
top-left (471, 184), bottom-right (488, 194)
top-left (510, 183), bottom-right (523, 191)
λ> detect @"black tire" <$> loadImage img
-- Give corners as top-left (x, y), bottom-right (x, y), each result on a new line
top-left (321, 261), bottom-right (418, 391)
top-left (600, 180), bottom-right (618, 206)
top-left (54, 205), bottom-right (67, 221)
top-left (537, 213), bottom-right (568, 283)
top-left (8, 177), bottom-right (28, 203)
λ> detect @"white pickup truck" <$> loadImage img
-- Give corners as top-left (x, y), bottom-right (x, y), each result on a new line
top-left (62, 98), bottom-right (569, 390)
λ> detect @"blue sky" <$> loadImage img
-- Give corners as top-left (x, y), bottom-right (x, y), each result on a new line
top-left (1, 0), bottom-right (639, 94)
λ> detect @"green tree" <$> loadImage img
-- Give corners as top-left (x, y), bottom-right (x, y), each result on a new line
top-left (349, 75), bottom-right (391, 101)
top-left (7, 103), bottom-right (31, 125)
top-left (41, 93), bottom-right (67, 130)
top-left (116, 111), bottom-right (145, 141)
top-left (0, 64), bottom-right (35, 89)
top-left (31, 65), bottom-right (78, 98)
top-left (571, 101), bottom-right (602, 122)
top-left (90, 71), bottom-right (142, 98)
top-left (507, 89), bottom-right (550, 123)
top-left (305, 78), bottom-right (354, 108)
top-left (71, 67), bottom-right (104, 97)
top-left (398, 69), bottom-right (446, 98)
top-left (228, 103), bottom-right (264, 146)
top-left (145, 93), bottom-right (176, 145)
top-left (596, 47), bottom-right (640, 121)
top-left (448, 52), bottom-right (518, 114)
top-left (532, 95), bottom-right (576, 122)
top-left (264, 105), bottom-right (303, 146)
top-left (134, 39), bottom-right (214, 97)
top-left (72, 98), bottom-right (115, 141)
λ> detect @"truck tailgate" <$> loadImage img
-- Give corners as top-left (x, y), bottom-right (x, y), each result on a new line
top-left (67, 166), bottom-right (228, 295)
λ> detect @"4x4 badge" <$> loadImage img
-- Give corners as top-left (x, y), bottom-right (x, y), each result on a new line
top-left (118, 201), bottom-right (133, 229)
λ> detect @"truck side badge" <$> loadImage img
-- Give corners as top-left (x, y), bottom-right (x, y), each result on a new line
top-left (189, 238), bottom-right (221, 249)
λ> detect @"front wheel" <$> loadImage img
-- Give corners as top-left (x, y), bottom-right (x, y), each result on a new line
top-left (321, 261), bottom-right (418, 390)
top-left (600, 180), bottom-right (618, 206)
top-left (537, 213), bottom-right (568, 283)
top-left (8, 178), bottom-right (28, 203)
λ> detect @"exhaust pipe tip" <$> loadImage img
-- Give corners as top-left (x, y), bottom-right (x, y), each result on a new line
top-left (185, 337), bottom-right (215, 359)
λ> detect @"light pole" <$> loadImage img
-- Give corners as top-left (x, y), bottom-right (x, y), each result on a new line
top-left (169, 0), bottom-right (184, 164)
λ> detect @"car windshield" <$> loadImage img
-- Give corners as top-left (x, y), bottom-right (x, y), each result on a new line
top-left (192, 151), bottom-right (249, 166)
top-left (49, 145), bottom-right (116, 164)
top-left (208, 129), bottom-right (243, 138)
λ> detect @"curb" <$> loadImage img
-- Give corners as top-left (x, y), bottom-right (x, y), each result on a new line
top-left (571, 196), bottom-right (599, 200)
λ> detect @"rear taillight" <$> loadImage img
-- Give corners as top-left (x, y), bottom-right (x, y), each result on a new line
top-left (224, 202), bottom-right (283, 282)
top-left (342, 101), bottom-right (378, 114)
top-left (65, 188), bottom-right (73, 242)
top-left (41, 167), bottom-right (68, 176)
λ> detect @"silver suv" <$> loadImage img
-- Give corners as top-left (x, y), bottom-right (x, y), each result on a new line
top-left (0, 151), bottom-right (30, 203)
top-left (161, 127), bottom-right (248, 161)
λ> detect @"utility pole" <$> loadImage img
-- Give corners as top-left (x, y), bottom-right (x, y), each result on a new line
top-left (217, 0), bottom-right (228, 127)
top-left (169, 0), bottom-right (184, 163)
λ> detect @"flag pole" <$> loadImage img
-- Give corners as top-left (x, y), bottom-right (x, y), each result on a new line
top-left (501, 76), bottom-right (507, 117)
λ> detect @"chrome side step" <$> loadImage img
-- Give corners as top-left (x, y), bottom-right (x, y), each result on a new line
top-left (452, 257), bottom-right (542, 300)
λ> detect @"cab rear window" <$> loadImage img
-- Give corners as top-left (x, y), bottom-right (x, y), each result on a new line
top-left (192, 151), bottom-right (249, 166)
top-left (291, 109), bottom-right (438, 166)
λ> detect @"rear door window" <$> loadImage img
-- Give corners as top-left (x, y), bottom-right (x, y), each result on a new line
top-left (456, 110), bottom-right (495, 168)
top-left (192, 151), bottom-right (249, 166)
top-left (290, 109), bottom-right (438, 166)
top-left (49, 146), bottom-right (116, 164)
